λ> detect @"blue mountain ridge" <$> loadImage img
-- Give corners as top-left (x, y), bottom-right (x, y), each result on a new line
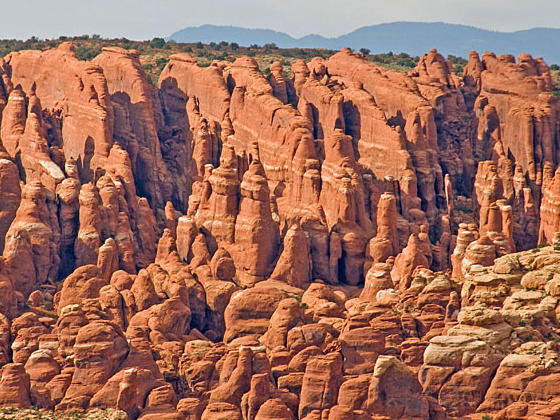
top-left (168, 22), bottom-right (560, 64)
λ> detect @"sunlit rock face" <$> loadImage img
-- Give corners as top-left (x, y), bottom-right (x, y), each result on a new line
top-left (1, 42), bottom-right (560, 419)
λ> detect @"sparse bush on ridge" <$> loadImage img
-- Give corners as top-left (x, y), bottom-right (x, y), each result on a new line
top-left (0, 35), bottom-right (484, 87)
top-left (75, 45), bottom-right (102, 61)
top-left (149, 37), bottom-right (166, 49)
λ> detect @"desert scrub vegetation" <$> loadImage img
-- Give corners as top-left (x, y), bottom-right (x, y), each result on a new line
top-left (0, 407), bottom-right (126, 419)
top-left (0, 35), bottom-right (472, 86)
top-left (551, 65), bottom-right (560, 99)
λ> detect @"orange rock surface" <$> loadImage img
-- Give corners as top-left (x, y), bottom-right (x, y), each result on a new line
top-left (1, 43), bottom-right (560, 418)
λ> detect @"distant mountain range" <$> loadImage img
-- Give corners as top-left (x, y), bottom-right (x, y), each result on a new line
top-left (168, 22), bottom-right (560, 64)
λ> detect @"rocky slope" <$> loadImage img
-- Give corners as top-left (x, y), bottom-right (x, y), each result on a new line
top-left (0, 42), bottom-right (559, 419)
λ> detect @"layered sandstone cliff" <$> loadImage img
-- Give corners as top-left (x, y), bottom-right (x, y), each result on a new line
top-left (0, 42), bottom-right (560, 419)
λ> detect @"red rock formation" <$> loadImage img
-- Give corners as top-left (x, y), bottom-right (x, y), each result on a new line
top-left (473, 52), bottom-right (554, 179)
top-left (0, 151), bottom-right (20, 252)
top-left (93, 47), bottom-right (171, 208)
top-left (298, 352), bottom-right (343, 418)
top-left (391, 233), bottom-right (429, 289)
top-left (4, 182), bottom-right (57, 296)
top-left (57, 159), bottom-right (81, 275)
top-left (1, 42), bottom-right (560, 419)
top-left (269, 224), bottom-right (311, 288)
top-left (365, 192), bottom-right (399, 271)
top-left (0, 363), bottom-right (31, 408)
top-left (0, 87), bottom-right (26, 158)
top-left (367, 356), bottom-right (437, 419)
top-left (74, 183), bottom-right (102, 267)
top-left (194, 142), bottom-right (239, 246)
top-left (224, 282), bottom-right (294, 345)
top-left (6, 43), bottom-right (114, 178)
top-left (57, 320), bottom-right (128, 410)
top-left (231, 159), bottom-right (279, 287)
top-left (540, 167), bottom-right (560, 243)
top-left (269, 61), bottom-right (289, 104)
top-left (18, 91), bottom-right (65, 192)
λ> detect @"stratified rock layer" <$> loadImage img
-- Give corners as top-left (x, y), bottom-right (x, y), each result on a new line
top-left (1, 43), bottom-right (560, 419)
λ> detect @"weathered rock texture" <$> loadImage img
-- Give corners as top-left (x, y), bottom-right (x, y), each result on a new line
top-left (1, 43), bottom-right (560, 418)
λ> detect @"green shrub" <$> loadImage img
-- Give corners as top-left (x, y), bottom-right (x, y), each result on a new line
top-left (149, 37), bottom-right (166, 48)
top-left (75, 45), bottom-right (101, 61)
top-left (155, 57), bottom-right (168, 70)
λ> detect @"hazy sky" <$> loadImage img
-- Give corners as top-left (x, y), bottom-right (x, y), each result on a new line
top-left (1, 0), bottom-right (559, 40)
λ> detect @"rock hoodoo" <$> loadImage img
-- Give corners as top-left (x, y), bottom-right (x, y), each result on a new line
top-left (1, 43), bottom-right (560, 418)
